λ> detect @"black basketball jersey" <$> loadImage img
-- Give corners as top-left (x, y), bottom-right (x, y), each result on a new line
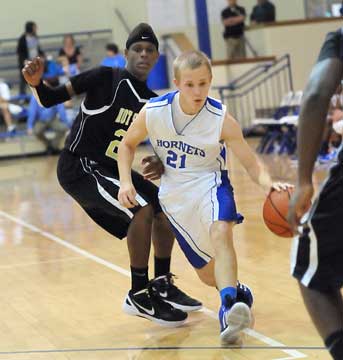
top-left (65, 66), bottom-right (157, 167)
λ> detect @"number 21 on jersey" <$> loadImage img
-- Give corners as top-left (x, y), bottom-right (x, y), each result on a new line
top-left (166, 150), bottom-right (186, 169)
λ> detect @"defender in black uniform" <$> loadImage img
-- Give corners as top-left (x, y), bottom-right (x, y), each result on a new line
top-left (288, 28), bottom-right (343, 360)
top-left (22, 23), bottom-right (202, 327)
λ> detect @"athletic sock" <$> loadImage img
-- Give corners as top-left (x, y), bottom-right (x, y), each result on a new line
top-left (154, 256), bottom-right (171, 278)
top-left (130, 266), bottom-right (149, 292)
top-left (220, 286), bottom-right (237, 308)
top-left (325, 329), bottom-right (343, 360)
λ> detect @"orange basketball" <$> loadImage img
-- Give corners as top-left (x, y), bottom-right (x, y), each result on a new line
top-left (263, 188), bottom-right (294, 238)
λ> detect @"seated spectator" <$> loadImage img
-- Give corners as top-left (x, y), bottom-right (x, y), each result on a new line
top-left (0, 80), bottom-right (16, 134)
top-left (100, 43), bottom-right (126, 68)
top-left (250, 0), bottom-right (275, 24)
top-left (317, 85), bottom-right (343, 163)
top-left (58, 34), bottom-right (82, 77)
top-left (27, 95), bottom-right (69, 154)
top-left (27, 53), bottom-right (69, 153)
top-left (43, 54), bottom-right (65, 86)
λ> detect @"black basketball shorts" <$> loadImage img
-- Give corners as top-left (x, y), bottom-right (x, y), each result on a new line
top-left (57, 149), bottom-right (162, 239)
top-left (291, 161), bottom-right (343, 291)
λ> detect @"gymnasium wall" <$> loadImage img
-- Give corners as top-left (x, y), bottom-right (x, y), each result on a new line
top-left (0, 0), bottom-right (112, 38)
top-left (209, 0), bottom-right (305, 60)
top-left (0, 0), bottom-right (340, 91)
top-left (1, 0), bottom-right (305, 50)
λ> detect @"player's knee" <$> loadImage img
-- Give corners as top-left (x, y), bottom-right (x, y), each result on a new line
top-left (210, 222), bottom-right (234, 249)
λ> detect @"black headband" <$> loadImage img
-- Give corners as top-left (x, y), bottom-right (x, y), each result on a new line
top-left (126, 23), bottom-right (159, 51)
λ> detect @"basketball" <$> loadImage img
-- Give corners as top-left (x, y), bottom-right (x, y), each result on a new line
top-left (263, 188), bottom-right (294, 238)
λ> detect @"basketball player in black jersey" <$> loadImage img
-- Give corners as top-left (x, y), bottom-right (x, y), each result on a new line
top-left (22, 23), bottom-right (202, 327)
top-left (288, 28), bottom-right (343, 360)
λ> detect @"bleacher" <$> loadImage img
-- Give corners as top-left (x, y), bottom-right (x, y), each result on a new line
top-left (0, 29), bottom-right (112, 159)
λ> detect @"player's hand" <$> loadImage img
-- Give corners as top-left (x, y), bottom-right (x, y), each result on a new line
top-left (287, 183), bottom-right (313, 234)
top-left (271, 182), bottom-right (294, 192)
top-left (118, 183), bottom-right (139, 208)
top-left (22, 57), bottom-right (45, 87)
top-left (141, 155), bottom-right (164, 181)
top-left (27, 128), bottom-right (33, 135)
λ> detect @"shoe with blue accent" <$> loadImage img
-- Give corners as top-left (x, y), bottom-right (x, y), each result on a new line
top-left (317, 149), bottom-right (338, 164)
top-left (219, 296), bottom-right (251, 344)
top-left (237, 281), bottom-right (254, 308)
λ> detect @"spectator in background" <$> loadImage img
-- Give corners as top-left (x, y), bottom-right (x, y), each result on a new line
top-left (250, 0), bottom-right (275, 24)
top-left (221, 0), bottom-right (246, 59)
top-left (27, 96), bottom-right (69, 154)
top-left (43, 54), bottom-right (65, 87)
top-left (317, 84), bottom-right (343, 163)
top-left (0, 80), bottom-right (16, 134)
top-left (330, 84), bottom-right (343, 134)
top-left (58, 34), bottom-right (82, 77)
top-left (27, 53), bottom-right (69, 153)
top-left (100, 43), bottom-right (126, 68)
top-left (16, 21), bottom-right (43, 95)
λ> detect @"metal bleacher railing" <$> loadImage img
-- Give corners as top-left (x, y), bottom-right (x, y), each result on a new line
top-left (0, 29), bottom-right (113, 88)
top-left (214, 54), bottom-right (294, 130)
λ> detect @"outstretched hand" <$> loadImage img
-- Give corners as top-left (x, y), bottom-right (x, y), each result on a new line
top-left (22, 57), bottom-right (45, 87)
top-left (141, 155), bottom-right (164, 181)
top-left (287, 183), bottom-right (313, 234)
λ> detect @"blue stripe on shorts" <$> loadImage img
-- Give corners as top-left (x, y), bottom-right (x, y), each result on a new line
top-left (216, 170), bottom-right (244, 223)
top-left (170, 223), bottom-right (209, 269)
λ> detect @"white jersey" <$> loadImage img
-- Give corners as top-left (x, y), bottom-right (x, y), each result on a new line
top-left (146, 91), bottom-right (227, 202)
top-left (145, 91), bottom-right (242, 268)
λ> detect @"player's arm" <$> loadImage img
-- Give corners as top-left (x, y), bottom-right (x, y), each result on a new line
top-left (22, 57), bottom-right (72, 107)
top-left (22, 57), bottom-right (107, 108)
top-left (287, 57), bottom-right (343, 231)
top-left (117, 106), bottom-right (149, 208)
top-left (222, 112), bottom-right (288, 193)
top-left (297, 58), bottom-right (343, 186)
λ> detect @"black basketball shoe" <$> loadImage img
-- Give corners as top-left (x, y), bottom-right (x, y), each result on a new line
top-left (151, 273), bottom-right (202, 312)
top-left (122, 284), bottom-right (187, 327)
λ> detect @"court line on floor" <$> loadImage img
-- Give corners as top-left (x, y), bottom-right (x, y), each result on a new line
top-left (0, 210), bottom-right (307, 360)
top-left (0, 345), bottom-right (326, 356)
top-left (0, 256), bottom-right (86, 270)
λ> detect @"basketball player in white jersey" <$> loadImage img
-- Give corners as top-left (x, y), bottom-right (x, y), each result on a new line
top-left (117, 50), bottom-right (291, 343)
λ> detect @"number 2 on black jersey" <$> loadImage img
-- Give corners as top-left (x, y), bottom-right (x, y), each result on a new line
top-left (105, 129), bottom-right (127, 161)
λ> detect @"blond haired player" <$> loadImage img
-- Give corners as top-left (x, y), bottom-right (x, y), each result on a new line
top-left (118, 50), bottom-right (290, 342)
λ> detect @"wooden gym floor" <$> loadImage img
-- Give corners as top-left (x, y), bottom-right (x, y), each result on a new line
top-left (0, 144), bottom-right (334, 360)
